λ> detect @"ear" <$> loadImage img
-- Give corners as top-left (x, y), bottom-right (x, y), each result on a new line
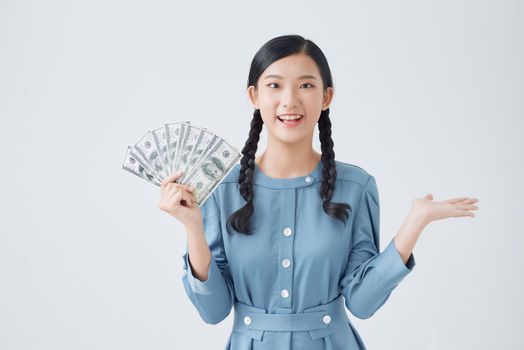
top-left (247, 85), bottom-right (259, 109)
top-left (322, 87), bottom-right (334, 111)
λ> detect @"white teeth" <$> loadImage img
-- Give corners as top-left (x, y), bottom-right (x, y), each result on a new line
top-left (278, 114), bottom-right (303, 120)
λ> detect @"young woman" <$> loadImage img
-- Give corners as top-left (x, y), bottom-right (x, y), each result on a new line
top-left (158, 35), bottom-right (479, 350)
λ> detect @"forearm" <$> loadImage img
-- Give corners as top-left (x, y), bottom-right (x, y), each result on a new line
top-left (393, 209), bottom-right (428, 264)
top-left (342, 237), bottom-right (416, 319)
top-left (185, 221), bottom-right (212, 282)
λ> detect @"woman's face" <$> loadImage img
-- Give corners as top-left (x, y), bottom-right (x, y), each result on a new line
top-left (247, 53), bottom-right (334, 145)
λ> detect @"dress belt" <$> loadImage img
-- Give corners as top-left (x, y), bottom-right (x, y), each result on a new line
top-left (232, 293), bottom-right (349, 342)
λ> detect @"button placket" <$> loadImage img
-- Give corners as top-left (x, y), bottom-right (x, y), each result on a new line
top-left (278, 189), bottom-right (295, 308)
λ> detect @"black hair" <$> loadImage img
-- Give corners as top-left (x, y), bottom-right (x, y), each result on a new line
top-left (226, 34), bottom-right (351, 235)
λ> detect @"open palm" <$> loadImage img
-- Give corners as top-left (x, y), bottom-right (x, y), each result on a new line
top-left (412, 194), bottom-right (479, 223)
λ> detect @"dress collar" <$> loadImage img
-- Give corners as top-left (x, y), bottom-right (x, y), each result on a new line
top-left (252, 159), bottom-right (323, 189)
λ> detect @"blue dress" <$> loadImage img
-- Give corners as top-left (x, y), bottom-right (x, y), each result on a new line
top-left (181, 160), bottom-right (416, 349)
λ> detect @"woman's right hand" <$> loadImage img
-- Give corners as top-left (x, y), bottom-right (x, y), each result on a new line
top-left (158, 170), bottom-right (203, 228)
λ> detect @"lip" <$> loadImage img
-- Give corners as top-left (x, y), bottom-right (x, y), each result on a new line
top-left (277, 113), bottom-right (304, 117)
top-left (277, 114), bottom-right (304, 128)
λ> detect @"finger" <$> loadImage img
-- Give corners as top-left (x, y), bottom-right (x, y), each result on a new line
top-left (166, 185), bottom-right (180, 198)
top-left (455, 204), bottom-right (479, 211)
top-left (168, 187), bottom-right (193, 206)
top-left (460, 211), bottom-right (476, 218)
top-left (161, 170), bottom-right (184, 188)
top-left (164, 183), bottom-right (191, 197)
top-left (166, 191), bottom-right (183, 210)
top-left (461, 198), bottom-right (479, 204)
top-left (185, 186), bottom-right (196, 201)
top-left (450, 209), bottom-right (474, 218)
top-left (186, 188), bottom-right (196, 205)
top-left (180, 190), bottom-right (194, 206)
top-left (165, 182), bottom-right (189, 190)
top-left (446, 197), bottom-right (470, 204)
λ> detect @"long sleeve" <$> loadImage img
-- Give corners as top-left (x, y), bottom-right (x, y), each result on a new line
top-left (181, 191), bottom-right (236, 324)
top-left (339, 175), bottom-right (416, 320)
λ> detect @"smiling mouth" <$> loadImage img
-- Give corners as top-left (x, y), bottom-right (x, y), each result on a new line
top-left (277, 114), bottom-right (304, 127)
top-left (277, 114), bottom-right (304, 122)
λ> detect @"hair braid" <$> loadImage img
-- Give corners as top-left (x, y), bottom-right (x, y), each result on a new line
top-left (226, 109), bottom-right (263, 235)
top-left (318, 108), bottom-right (352, 226)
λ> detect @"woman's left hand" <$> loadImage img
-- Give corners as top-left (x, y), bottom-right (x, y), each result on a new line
top-left (412, 194), bottom-right (479, 224)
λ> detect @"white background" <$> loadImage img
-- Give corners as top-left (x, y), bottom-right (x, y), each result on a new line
top-left (1, 0), bottom-right (523, 349)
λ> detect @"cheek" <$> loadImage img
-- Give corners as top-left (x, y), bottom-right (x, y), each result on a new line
top-left (257, 93), bottom-right (279, 106)
top-left (305, 96), bottom-right (323, 109)
top-left (259, 109), bottom-right (276, 124)
top-left (259, 105), bottom-right (279, 122)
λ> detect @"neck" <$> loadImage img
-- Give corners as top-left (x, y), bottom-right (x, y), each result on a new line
top-left (255, 136), bottom-right (321, 179)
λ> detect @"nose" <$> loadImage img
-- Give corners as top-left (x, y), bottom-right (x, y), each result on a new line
top-left (281, 86), bottom-right (299, 109)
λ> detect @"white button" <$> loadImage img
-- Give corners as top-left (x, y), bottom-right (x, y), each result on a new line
top-left (244, 316), bottom-right (252, 325)
top-left (283, 227), bottom-right (292, 236)
top-left (322, 314), bottom-right (331, 324)
top-left (280, 289), bottom-right (289, 298)
top-left (305, 176), bottom-right (312, 183)
top-left (281, 259), bottom-right (291, 268)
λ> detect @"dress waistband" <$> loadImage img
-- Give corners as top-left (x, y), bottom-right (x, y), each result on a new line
top-left (232, 294), bottom-right (349, 341)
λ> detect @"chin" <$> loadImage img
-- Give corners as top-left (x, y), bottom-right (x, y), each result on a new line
top-left (275, 131), bottom-right (311, 144)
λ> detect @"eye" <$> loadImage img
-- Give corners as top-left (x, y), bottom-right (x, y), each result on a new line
top-left (266, 82), bottom-right (314, 89)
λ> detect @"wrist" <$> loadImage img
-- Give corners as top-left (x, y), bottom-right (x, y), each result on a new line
top-left (409, 205), bottom-right (431, 227)
top-left (185, 220), bottom-right (204, 235)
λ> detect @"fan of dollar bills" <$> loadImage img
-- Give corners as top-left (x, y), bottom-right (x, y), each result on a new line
top-left (122, 121), bottom-right (242, 207)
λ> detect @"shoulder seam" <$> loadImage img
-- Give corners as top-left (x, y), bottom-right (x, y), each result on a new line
top-left (346, 174), bottom-right (374, 243)
top-left (335, 177), bottom-right (370, 189)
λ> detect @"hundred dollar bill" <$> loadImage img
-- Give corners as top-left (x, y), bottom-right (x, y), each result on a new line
top-left (174, 122), bottom-right (193, 175)
top-left (122, 145), bottom-right (162, 186)
top-left (173, 122), bottom-right (190, 174)
top-left (151, 125), bottom-right (171, 179)
top-left (176, 124), bottom-right (204, 179)
top-left (183, 138), bottom-right (242, 206)
top-left (193, 133), bottom-right (242, 177)
top-left (133, 130), bottom-right (169, 179)
top-left (165, 121), bottom-right (189, 176)
top-left (181, 132), bottom-right (220, 183)
top-left (179, 127), bottom-right (218, 183)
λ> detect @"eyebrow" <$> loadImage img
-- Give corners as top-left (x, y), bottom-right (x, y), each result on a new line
top-left (263, 74), bottom-right (317, 80)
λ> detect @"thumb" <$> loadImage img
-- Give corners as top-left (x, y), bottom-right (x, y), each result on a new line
top-left (425, 193), bottom-right (433, 200)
